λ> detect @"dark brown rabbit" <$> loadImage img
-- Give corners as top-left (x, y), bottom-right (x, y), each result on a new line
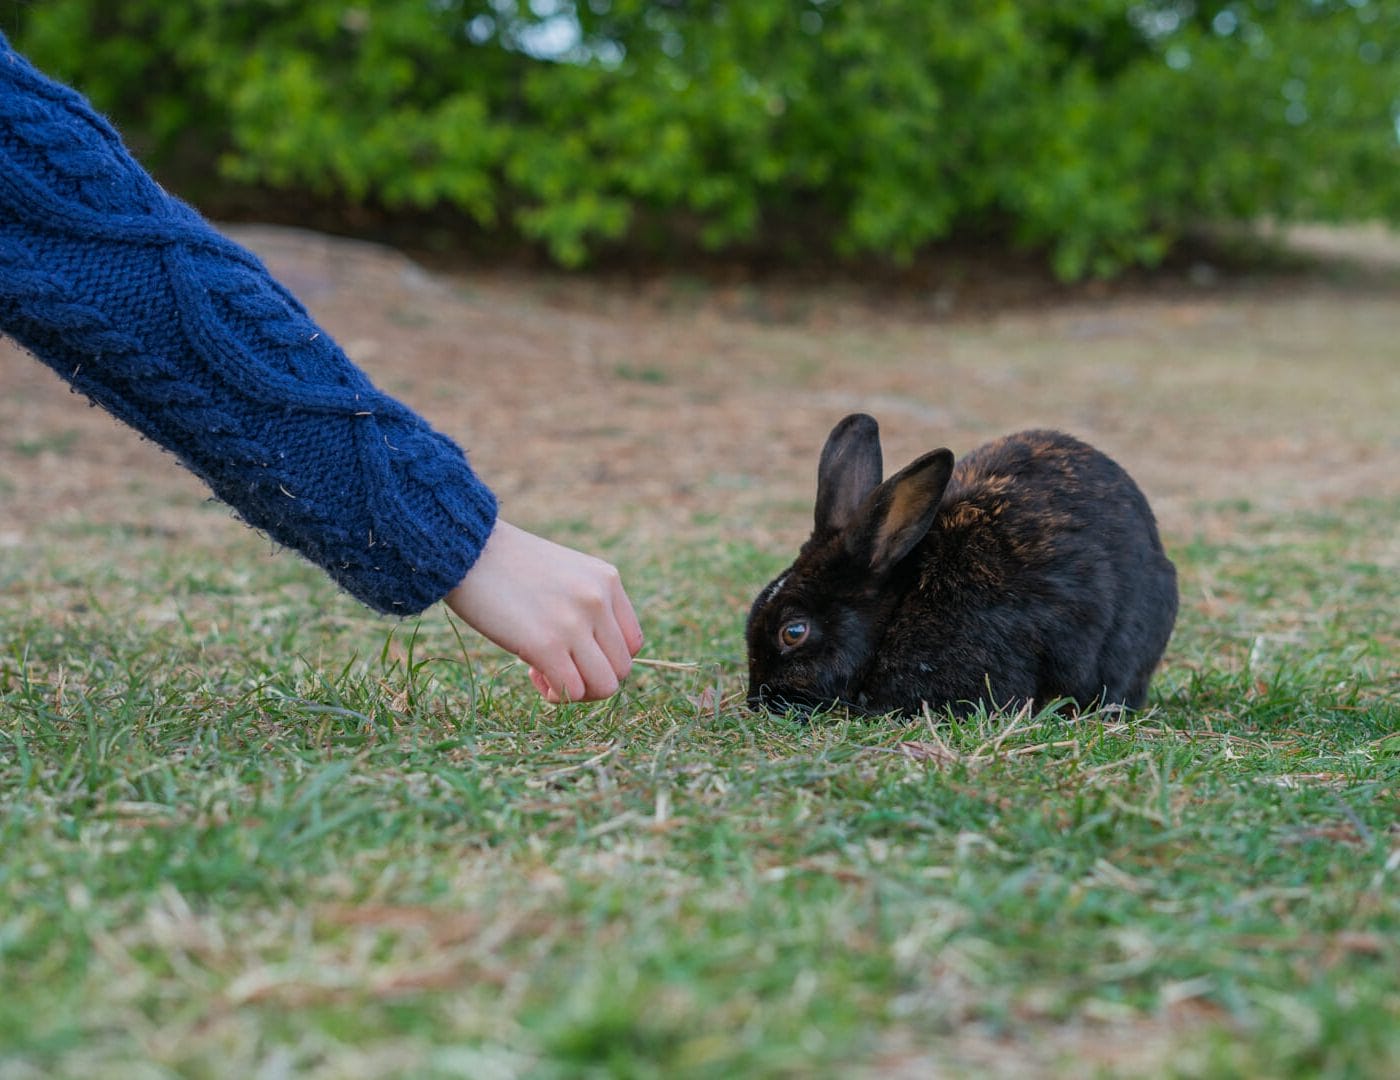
top-left (745, 414), bottom-right (1178, 717)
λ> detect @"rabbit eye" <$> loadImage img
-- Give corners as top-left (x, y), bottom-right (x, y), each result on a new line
top-left (778, 621), bottom-right (810, 650)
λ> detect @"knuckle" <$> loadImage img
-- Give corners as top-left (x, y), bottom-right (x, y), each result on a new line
top-left (575, 585), bottom-right (609, 615)
top-left (551, 614), bottom-right (587, 644)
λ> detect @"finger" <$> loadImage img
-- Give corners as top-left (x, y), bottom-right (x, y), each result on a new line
top-left (531, 655), bottom-right (584, 705)
top-left (592, 615), bottom-right (634, 683)
top-left (571, 641), bottom-right (621, 701)
top-left (611, 583), bottom-right (644, 656)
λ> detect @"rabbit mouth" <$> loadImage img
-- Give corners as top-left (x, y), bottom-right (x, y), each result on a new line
top-left (745, 686), bottom-right (779, 712)
top-left (746, 686), bottom-right (810, 715)
top-left (747, 685), bottom-right (852, 717)
top-left (748, 682), bottom-right (895, 719)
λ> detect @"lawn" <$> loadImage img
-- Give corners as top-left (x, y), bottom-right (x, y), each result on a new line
top-left (1, 229), bottom-right (1397, 1078)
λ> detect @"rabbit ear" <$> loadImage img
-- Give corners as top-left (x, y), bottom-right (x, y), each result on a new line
top-left (815, 414), bottom-right (883, 534)
top-left (848, 448), bottom-right (955, 577)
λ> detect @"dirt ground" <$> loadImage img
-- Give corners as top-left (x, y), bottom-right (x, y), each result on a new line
top-left (2, 225), bottom-right (1398, 563)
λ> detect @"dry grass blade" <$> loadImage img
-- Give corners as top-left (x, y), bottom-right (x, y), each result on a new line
top-left (631, 657), bottom-right (701, 671)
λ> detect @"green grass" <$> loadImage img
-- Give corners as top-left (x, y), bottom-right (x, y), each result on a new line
top-left (1, 498), bottom-right (1397, 1079)
top-left (9, 428), bottom-right (80, 457)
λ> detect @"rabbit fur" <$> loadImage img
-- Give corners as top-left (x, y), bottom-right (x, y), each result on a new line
top-left (745, 414), bottom-right (1178, 717)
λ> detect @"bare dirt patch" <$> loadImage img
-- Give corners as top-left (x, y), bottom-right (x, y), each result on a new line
top-left (3, 224), bottom-right (1397, 561)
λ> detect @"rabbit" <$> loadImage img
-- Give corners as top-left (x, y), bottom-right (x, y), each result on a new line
top-left (745, 413), bottom-right (1178, 717)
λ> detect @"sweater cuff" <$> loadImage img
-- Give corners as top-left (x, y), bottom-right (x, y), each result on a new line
top-left (310, 456), bottom-right (501, 617)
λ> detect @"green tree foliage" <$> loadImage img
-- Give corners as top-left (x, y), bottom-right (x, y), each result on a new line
top-left (7, 1), bottom-right (1399, 278)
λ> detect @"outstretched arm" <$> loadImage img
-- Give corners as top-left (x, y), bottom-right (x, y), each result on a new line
top-left (0, 33), bottom-right (640, 700)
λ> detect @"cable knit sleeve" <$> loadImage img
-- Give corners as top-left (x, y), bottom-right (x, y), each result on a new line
top-left (0, 35), bottom-right (497, 615)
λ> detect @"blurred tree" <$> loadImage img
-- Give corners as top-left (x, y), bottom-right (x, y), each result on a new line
top-left (6, 0), bottom-right (1399, 278)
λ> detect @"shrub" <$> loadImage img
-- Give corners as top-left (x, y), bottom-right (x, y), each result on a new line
top-left (7, 0), bottom-right (1399, 278)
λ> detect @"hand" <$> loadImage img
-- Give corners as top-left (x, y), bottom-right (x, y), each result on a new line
top-left (445, 520), bottom-right (643, 703)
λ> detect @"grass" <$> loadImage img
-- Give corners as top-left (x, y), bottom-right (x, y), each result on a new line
top-left (1, 494), bottom-right (1396, 1079)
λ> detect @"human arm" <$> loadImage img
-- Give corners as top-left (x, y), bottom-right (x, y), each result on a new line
top-left (0, 33), bottom-right (640, 699)
top-left (0, 32), bottom-right (495, 612)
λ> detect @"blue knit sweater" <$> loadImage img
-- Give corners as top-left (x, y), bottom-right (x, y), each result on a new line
top-left (0, 35), bottom-right (498, 615)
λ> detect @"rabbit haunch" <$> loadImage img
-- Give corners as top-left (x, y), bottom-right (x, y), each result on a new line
top-left (745, 414), bottom-right (1178, 717)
